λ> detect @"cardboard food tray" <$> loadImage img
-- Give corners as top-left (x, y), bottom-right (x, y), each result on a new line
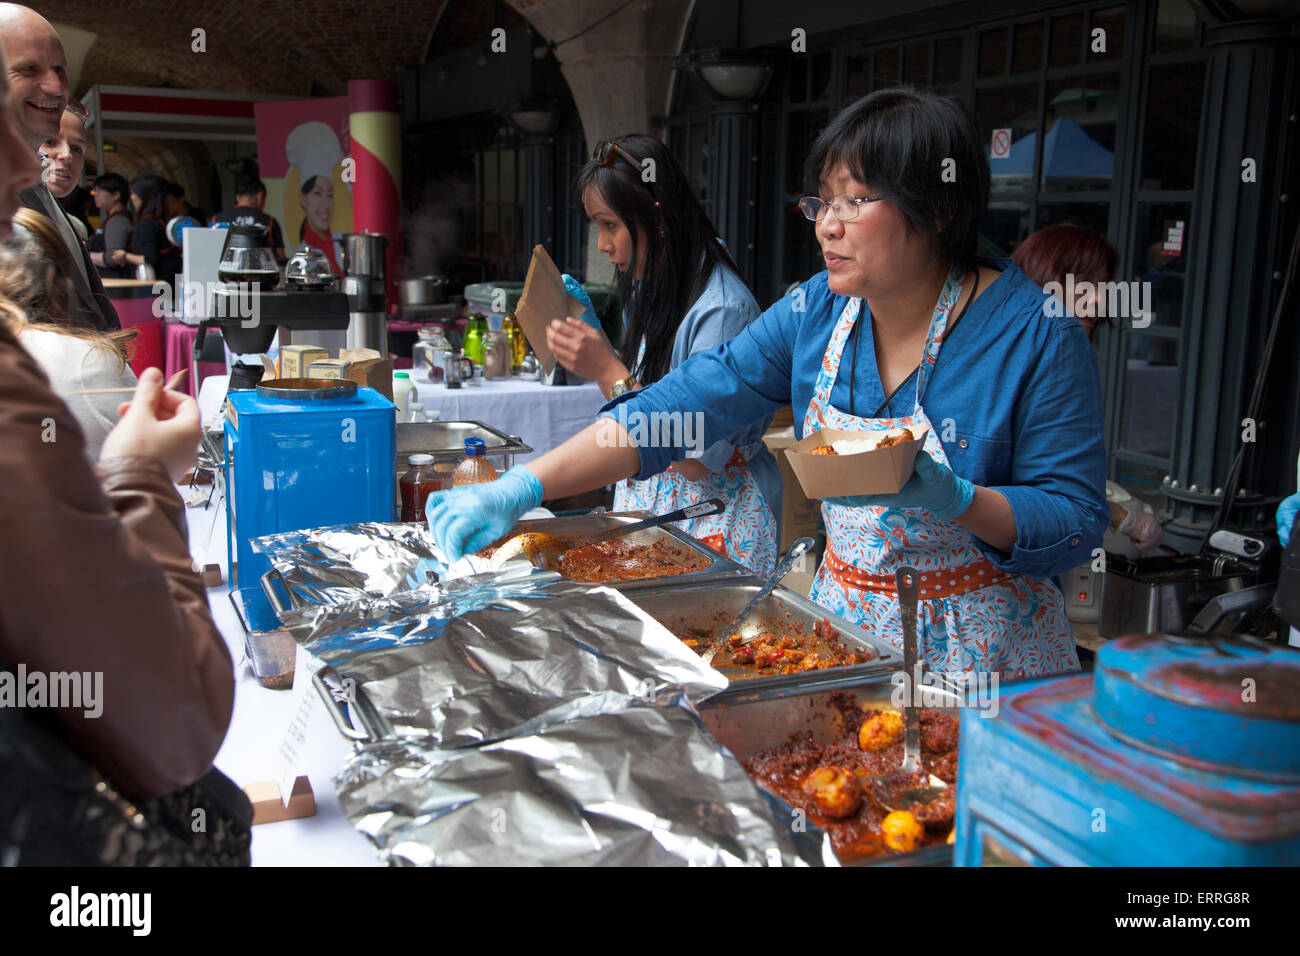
top-left (784, 424), bottom-right (928, 499)
top-left (514, 244), bottom-right (587, 375)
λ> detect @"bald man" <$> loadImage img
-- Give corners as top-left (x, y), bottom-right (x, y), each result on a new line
top-left (0, 2), bottom-right (119, 331)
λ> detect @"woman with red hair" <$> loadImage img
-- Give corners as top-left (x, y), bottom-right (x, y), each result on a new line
top-left (1012, 224), bottom-right (1161, 551)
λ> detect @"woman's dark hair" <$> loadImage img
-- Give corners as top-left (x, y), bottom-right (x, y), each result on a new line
top-left (572, 134), bottom-right (742, 385)
top-left (803, 86), bottom-right (990, 274)
top-left (1011, 223), bottom-right (1119, 338)
top-left (93, 172), bottom-right (129, 212)
top-left (129, 173), bottom-right (166, 220)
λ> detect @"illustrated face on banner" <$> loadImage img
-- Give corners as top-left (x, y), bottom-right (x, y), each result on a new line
top-left (283, 118), bottom-right (347, 246)
top-left (300, 175), bottom-right (333, 235)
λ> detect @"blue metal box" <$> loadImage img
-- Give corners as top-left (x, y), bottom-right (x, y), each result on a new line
top-left (224, 382), bottom-right (396, 589)
top-left (954, 635), bottom-right (1300, 866)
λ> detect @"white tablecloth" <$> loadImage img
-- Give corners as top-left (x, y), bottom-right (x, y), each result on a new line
top-left (405, 370), bottom-right (605, 463)
top-left (198, 372), bottom-right (605, 464)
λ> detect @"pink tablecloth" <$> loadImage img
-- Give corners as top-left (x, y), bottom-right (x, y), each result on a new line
top-left (164, 322), bottom-right (225, 397)
top-left (110, 296), bottom-right (162, 379)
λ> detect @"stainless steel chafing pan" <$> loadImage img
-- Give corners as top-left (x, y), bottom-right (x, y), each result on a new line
top-left (496, 511), bottom-right (753, 590)
top-left (625, 580), bottom-right (902, 703)
top-left (700, 678), bottom-right (965, 866)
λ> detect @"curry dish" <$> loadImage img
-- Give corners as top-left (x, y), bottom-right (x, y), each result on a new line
top-left (743, 693), bottom-right (958, 862)
top-left (557, 538), bottom-right (710, 582)
top-left (478, 535), bottom-right (710, 583)
top-left (677, 616), bottom-right (873, 676)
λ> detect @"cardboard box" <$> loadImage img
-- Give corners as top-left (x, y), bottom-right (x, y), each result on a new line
top-left (784, 424), bottom-right (929, 499)
top-left (763, 426), bottom-right (822, 554)
top-left (280, 345), bottom-right (329, 379)
top-left (341, 347), bottom-right (393, 403)
top-left (305, 358), bottom-right (352, 380)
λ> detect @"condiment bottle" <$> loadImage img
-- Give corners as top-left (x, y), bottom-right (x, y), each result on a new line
top-left (502, 313), bottom-right (526, 373)
top-left (392, 371), bottom-right (417, 421)
top-left (462, 314), bottom-right (487, 365)
top-left (399, 454), bottom-right (444, 522)
top-left (451, 436), bottom-right (499, 486)
top-left (483, 330), bottom-right (511, 380)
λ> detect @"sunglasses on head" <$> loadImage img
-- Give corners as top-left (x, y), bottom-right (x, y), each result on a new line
top-left (593, 140), bottom-right (642, 170)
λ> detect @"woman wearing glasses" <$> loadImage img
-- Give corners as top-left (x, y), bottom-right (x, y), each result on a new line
top-left (543, 134), bottom-right (781, 575)
top-left (427, 89), bottom-right (1108, 679)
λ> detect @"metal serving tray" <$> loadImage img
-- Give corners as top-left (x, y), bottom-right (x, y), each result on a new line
top-left (699, 678), bottom-right (962, 866)
top-left (397, 420), bottom-right (531, 463)
top-left (500, 512), bottom-right (752, 591)
top-left (625, 581), bottom-right (902, 703)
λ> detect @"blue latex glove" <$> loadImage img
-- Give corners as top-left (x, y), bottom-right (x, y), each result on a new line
top-left (1278, 491), bottom-right (1300, 547)
top-left (824, 450), bottom-right (975, 520)
top-left (425, 466), bottom-right (545, 562)
top-left (561, 273), bottom-right (600, 328)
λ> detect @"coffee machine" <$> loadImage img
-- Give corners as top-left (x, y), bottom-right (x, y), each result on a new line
top-left (342, 232), bottom-right (388, 357)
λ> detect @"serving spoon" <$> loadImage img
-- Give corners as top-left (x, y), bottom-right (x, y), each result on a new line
top-left (869, 566), bottom-right (948, 813)
top-left (700, 537), bottom-right (815, 665)
top-left (489, 498), bottom-right (726, 572)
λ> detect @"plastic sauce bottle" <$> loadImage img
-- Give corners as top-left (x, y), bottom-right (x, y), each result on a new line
top-left (392, 371), bottom-right (417, 421)
top-left (399, 454), bottom-right (444, 522)
top-left (452, 436), bottom-right (500, 487)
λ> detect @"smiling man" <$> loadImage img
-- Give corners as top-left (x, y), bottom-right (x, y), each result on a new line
top-left (0, 3), bottom-right (119, 330)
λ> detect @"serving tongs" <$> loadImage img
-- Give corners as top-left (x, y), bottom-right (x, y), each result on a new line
top-left (700, 537), bottom-right (815, 665)
top-left (869, 566), bottom-right (948, 813)
top-left (489, 498), bottom-right (725, 571)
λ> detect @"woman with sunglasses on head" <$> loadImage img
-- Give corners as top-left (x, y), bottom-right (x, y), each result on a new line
top-left (427, 89), bottom-right (1108, 680)
top-left (543, 134), bottom-right (781, 575)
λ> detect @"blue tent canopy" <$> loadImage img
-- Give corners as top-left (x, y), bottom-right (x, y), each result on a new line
top-left (990, 116), bottom-right (1114, 179)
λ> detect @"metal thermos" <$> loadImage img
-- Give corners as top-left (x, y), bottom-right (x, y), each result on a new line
top-left (342, 232), bottom-right (388, 357)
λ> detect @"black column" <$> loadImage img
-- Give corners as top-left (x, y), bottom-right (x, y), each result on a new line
top-left (1161, 12), bottom-right (1299, 549)
top-left (706, 102), bottom-right (762, 288)
top-left (521, 135), bottom-right (555, 254)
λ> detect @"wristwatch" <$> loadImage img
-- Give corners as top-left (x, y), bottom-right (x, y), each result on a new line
top-left (609, 375), bottom-right (639, 398)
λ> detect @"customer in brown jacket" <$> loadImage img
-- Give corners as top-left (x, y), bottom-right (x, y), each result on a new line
top-left (0, 321), bottom-right (235, 799)
top-left (0, 32), bottom-right (233, 801)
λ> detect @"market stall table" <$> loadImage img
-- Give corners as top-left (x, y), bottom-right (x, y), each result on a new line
top-left (403, 369), bottom-right (606, 464)
top-left (185, 496), bottom-right (379, 866)
top-left (197, 371), bottom-right (605, 465)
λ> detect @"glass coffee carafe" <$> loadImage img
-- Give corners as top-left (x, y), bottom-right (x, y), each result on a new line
top-left (218, 224), bottom-right (280, 290)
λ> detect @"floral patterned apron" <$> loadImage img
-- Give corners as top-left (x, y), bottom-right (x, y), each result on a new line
top-left (806, 275), bottom-right (1079, 680)
top-left (614, 337), bottom-right (778, 576)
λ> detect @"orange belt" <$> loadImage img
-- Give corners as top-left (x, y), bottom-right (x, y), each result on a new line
top-left (825, 547), bottom-right (1016, 599)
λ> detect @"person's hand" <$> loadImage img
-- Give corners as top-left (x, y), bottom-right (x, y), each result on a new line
top-left (668, 458), bottom-right (713, 481)
top-left (1278, 492), bottom-right (1300, 548)
top-left (1117, 503), bottom-right (1163, 551)
top-left (90, 250), bottom-right (105, 267)
top-left (561, 274), bottom-right (600, 328)
top-left (425, 466), bottom-right (545, 562)
top-left (546, 317), bottom-right (620, 382)
top-left (824, 450), bottom-right (974, 520)
top-left (100, 367), bottom-right (201, 479)
top-left (110, 247), bottom-right (126, 266)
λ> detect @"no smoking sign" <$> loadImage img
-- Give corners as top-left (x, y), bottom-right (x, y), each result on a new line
top-left (990, 128), bottom-right (1012, 160)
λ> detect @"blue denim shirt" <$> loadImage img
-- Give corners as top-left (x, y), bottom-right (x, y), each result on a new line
top-left (602, 261), bottom-right (1109, 578)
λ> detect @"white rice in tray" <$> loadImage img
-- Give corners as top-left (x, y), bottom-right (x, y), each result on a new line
top-left (829, 437), bottom-right (880, 455)
top-left (829, 427), bottom-right (915, 456)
